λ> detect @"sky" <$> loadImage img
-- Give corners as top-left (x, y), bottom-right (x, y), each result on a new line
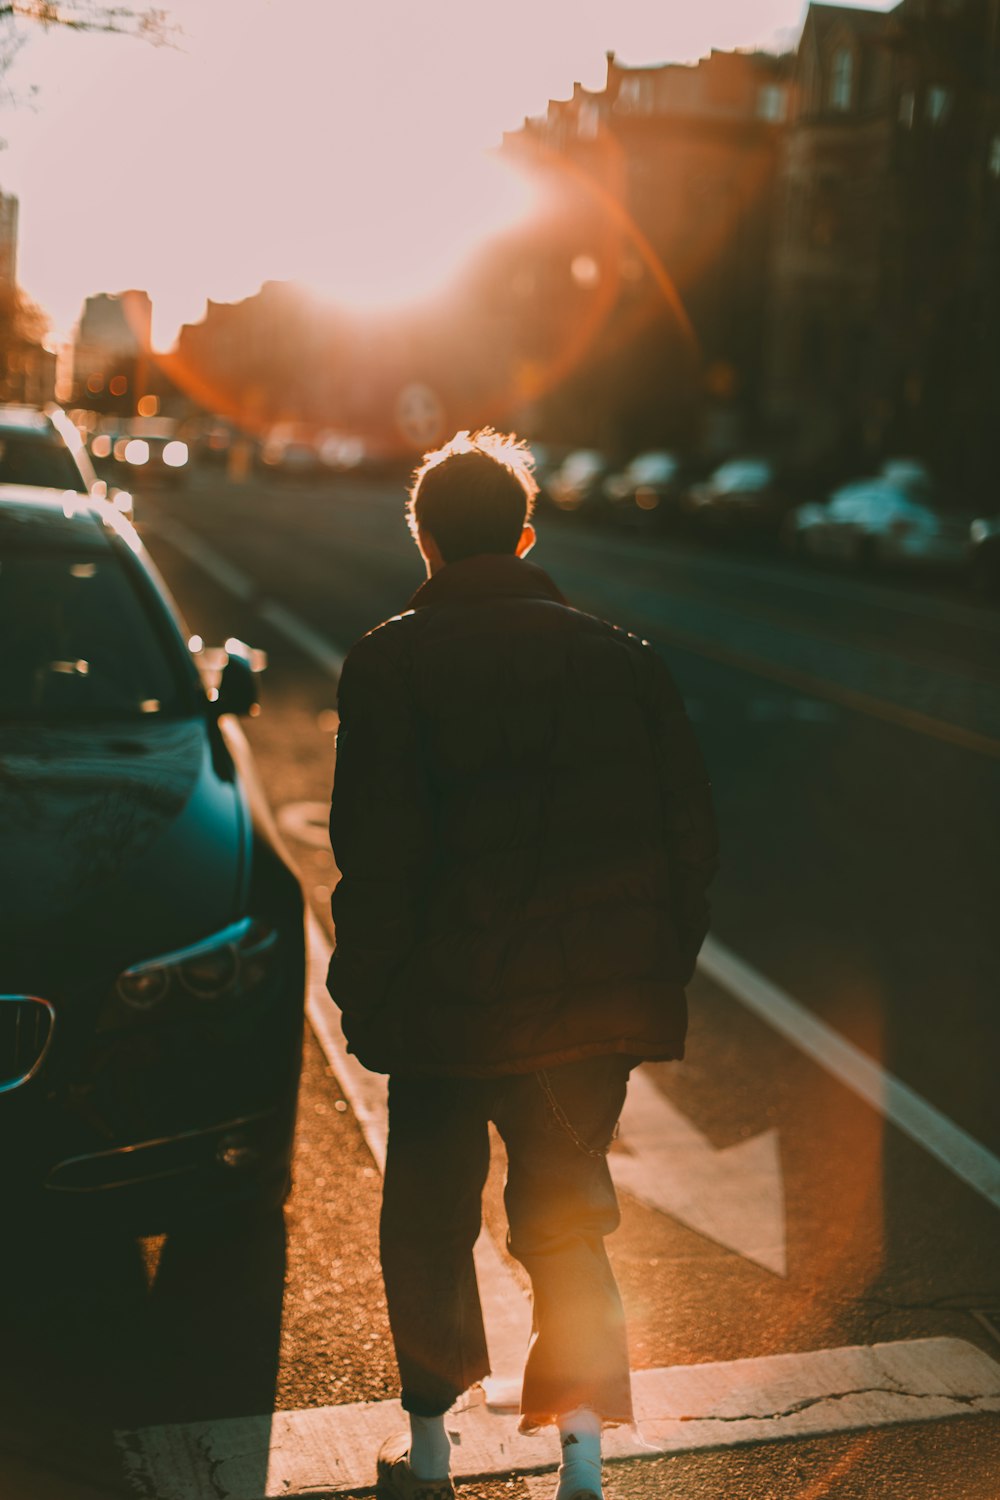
top-left (0, 0), bottom-right (898, 350)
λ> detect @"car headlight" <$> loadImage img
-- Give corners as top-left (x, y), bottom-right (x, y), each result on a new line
top-left (105, 918), bottom-right (278, 1028)
top-left (163, 440), bottom-right (189, 467)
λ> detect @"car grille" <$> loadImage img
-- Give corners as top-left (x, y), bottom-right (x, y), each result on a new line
top-left (0, 996), bottom-right (55, 1093)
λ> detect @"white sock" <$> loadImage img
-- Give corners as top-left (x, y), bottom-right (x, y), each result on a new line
top-left (408, 1412), bottom-right (451, 1480)
top-left (555, 1407), bottom-right (603, 1499)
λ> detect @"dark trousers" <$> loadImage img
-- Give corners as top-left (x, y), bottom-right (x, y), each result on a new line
top-left (380, 1055), bottom-right (634, 1428)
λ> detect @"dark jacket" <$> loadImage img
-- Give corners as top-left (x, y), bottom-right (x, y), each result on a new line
top-left (327, 552), bottom-right (717, 1077)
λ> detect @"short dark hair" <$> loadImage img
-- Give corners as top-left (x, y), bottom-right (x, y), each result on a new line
top-left (407, 428), bottom-right (538, 564)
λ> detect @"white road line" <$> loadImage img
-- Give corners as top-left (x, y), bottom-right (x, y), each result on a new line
top-left (147, 519), bottom-right (1000, 1212)
top-left (305, 918), bottom-right (532, 1398)
top-left (256, 600), bottom-right (347, 677)
top-left (150, 517), bottom-right (258, 603)
top-left (700, 936), bottom-right (1000, 1211)
top-left (148, 518), bottom-right (348, 677)
top-left (115, 1336), bottom-right (1000, 1499)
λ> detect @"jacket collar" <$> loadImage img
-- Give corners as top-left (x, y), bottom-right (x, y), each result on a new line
top-left (407, 553), bottom-right (568, 610)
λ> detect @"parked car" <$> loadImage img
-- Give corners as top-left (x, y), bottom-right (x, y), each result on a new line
top-left (0, 404), bottom-right (132, 515)
top-left (603, 450), bottom-right (683, 528)
top-left (0, 488), bottom-right (305, 1233)
top-left (685, 458), bottom-right (785, 535)
top-left (969, 515), bottom-right (1000, 597)
top-left (526, 442), bottom-right (570, 511)
top-left (259, 427), bottom-right (319, 479)
top-left (547, 449), bottom-right (612, 515)
top-left (784, 481), bottom-right (972, 570)
top-left (878, 457), bottom-right (934, 499)
top-left (90, 418), bottom-right (189, 489)
top-left (195, 420), bottom-right (241, 467)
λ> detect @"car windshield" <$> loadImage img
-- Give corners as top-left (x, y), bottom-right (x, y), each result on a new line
top-left (630, 453), bottom-right (677, 482)
top-left (0, 548), bottom-right (190, 722)
top-left (715, 461), bottom-right (772, 490)
top-left (564, 452), bottom-right (604, 477)
top-left (0, 433), bottom-right (88, 491)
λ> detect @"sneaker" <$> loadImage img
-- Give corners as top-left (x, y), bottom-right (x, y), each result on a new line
top-left (375, 1433), bottom-right (455, 1500)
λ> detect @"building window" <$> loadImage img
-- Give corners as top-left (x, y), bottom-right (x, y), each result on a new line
top-left (616, 74), bottom-right (655, 114)
top-left (989, 134), bottom-right (1000, 177)
top-left (926, 86), bottom-right (952, 125)
top-left (830, 47), bottom-right (854, 111)
top-left (756, 84), bottom-right (787, 122)
top-left (617, 76), bottom-right (641, 112)
top-left (578, 101), bottom-right (600, 139)
top-left (899, 90), bottom-right (915, 128)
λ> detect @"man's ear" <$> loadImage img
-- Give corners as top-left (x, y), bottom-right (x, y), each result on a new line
top-left (417, 526), bottom-right (446, 576)
top-left (516, 522), bottom-right (536, 558)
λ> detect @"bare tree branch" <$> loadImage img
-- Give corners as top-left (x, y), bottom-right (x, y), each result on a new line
top-left (0, 3), bottom-right (177, 46)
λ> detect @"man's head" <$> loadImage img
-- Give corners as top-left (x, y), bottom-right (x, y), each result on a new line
top-left (407, 428), bottom-right (538, 574)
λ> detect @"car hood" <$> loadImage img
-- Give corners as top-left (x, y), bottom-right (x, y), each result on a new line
top-left (0, 716), bottom-right (247, 995)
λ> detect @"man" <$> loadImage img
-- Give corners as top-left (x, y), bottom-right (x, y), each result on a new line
top-left (328, 429), bottom-right (717, 1500)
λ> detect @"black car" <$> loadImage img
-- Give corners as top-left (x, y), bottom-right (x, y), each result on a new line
top-left (684, 458), bottom-right (786, 536)
top-left (0, 489), bottom-right (305, 1233)
top-left (603, 450), bottom-right (683, 529)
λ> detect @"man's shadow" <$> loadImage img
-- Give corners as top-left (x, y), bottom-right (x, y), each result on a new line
top-left (0, 1207), bottom-right (286, 1493)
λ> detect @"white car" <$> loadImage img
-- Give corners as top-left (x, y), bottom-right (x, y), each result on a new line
top-left (785, 481), bottom-right (972, 569)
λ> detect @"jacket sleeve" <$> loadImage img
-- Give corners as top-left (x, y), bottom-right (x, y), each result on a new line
top-left (642, 643), bottom-right (719, 982)
top-left (326, 632), bottom-right (430, 1021)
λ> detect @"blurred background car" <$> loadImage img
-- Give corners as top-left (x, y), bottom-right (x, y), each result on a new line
top-left (194, 419), bottom-right (241, 468)
top-left (0, 488), bottom-right (305, 1234)
top-left (877, 457), bottom-right (935, 502)
top-left (684, 457), bottom-right (785, 536)
top-left (258, 426), bottom-right (319, 479)
top-left (90, 417), bottom-right (189, 489)
top-left (317, 431), bottom-right (368, 473)
top-left (526, 441), bottom-right (570, 512)
top-left (603, 449), bottom-right (683, 529)
top-left (784, 479), bottom-right (973, 571)
top-left (547, 448), bottom-right (612, 516)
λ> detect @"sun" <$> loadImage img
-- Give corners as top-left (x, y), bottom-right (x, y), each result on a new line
top-left (294, 152), bottom-right (538, 314)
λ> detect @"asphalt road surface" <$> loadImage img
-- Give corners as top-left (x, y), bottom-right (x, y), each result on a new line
top-left (4, 470), bottom-right (999, 1500)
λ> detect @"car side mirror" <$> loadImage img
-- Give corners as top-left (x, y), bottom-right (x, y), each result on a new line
top-left (211, 640), bottom-right (264, 718)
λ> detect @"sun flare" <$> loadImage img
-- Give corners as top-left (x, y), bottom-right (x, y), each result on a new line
top-left (293, 154), bottom-right (538, 314)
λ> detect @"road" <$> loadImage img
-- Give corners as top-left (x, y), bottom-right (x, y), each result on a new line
top-left (3, 470), bottom-right (999, 1500)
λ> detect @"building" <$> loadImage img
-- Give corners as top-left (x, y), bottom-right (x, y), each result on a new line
top-left (168, 281), bottom-right (339, 431)
top-left (0, 189), bottom-right (57, 406)
top-left (765, 0), bottom-right (1000, 490)
top-left (498, 47), bottom-right (794, 453)
top-left (0, 191), bottom-right (18, 291)
top-left (72, 290), bottom-right (153, 411)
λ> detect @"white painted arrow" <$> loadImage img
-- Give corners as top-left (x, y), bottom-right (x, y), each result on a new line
top-left (611, 1070), bottom-right (787, 1277)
